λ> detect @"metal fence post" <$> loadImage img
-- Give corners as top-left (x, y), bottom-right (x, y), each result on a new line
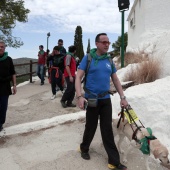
top-left (30, 60), bottom-right (33, 83)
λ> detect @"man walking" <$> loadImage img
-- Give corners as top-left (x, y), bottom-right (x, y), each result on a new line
top-left (47, 46), bottom-right (65, 100)
top-left (0, 40), bottom-right (17, 131)
top-left (75, 33), bottom-right (128, 170)
top-left (57, 39), bottom-right (67, 91)
top-left (60, 45), bottom-right (76, 108)
top-left (37, 45), bottom-right (46, 85)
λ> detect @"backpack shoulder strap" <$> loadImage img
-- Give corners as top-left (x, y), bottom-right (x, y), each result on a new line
top-left (85, 53), bottom-right (92, 75)
top-left (108, 57), bottom-right (114, 71)
top-left (81, 53), bottom-right (92, 84)
top-left (108, 57), bottom-right (112, 64)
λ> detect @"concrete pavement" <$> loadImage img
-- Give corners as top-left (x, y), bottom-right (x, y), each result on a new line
top-left (0, 79), bottom-right (168, 170)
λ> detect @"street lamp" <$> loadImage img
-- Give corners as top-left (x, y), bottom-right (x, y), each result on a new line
top-left (47, 32), bottom-right (50, 50)
top-left (118, 0), bottom-right (130, 68)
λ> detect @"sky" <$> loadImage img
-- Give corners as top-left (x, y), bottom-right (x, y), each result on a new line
top-left (6, 0), bottom-right (134, 59)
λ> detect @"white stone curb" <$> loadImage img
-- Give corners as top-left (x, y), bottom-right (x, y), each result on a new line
top-left (0, 111), bottom-right (85, 137)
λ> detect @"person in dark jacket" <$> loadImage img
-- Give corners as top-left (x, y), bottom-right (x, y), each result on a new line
top-left (0, 40), bottom-right (17, 131)
top-left (58, 39), bottom-right (67, 91)
top-left (47, 46), bottom-right (65, 100)
top-left (58, 39), bottom-right (67, 56)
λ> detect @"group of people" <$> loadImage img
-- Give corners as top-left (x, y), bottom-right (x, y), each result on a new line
top-left (0, 33), bottom-right (129, 170)
top-left (36, 39), bottom-right (77, 108)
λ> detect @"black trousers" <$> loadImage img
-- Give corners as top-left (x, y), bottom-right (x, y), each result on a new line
top-left (80, 98), bottom-right (120, 165)
top-left (0, 96), bottom-right (9, 127)
top-left (61, 76), bottom-right (75, 104)
top-left (51, 69), bottom-right (63, 95)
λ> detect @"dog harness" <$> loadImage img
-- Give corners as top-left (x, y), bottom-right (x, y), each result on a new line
top-left (117, 106), bottom-right (157, 155)
top-left (132, 126), bottom-right (143, 143)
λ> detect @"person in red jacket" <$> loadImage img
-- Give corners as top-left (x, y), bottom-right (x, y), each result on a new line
top-left (60, 45), bottom-right (76, 108)
top-left (37, 45), bottom-right (46, 85)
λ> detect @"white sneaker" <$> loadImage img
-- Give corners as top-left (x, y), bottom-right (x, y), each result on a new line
top-left (50, 95), bottom-right (56, 100)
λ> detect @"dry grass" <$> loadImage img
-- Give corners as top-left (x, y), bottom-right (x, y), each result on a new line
top-left (117, 52), bottom-right (149, 68)
top-left (123, 57), bottom-right (161, 84)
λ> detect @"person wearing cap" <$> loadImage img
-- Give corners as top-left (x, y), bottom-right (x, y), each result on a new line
top-left (60, 45), bottom-right (77, 108)
top-left (47, 46), bottom-right (65, 100)
top-left (37, 45), bottom-right (46, 85)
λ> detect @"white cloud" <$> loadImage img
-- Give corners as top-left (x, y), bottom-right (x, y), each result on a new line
top-left (9, 0), bottom-right (135, 59)
top-left (22, 0), bottom-right (135, 34)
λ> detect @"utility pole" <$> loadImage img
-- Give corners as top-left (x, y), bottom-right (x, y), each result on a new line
top-left (47, 32), bottom-right (50, 50)
top-left (118, 0), bottom-right (130, 68)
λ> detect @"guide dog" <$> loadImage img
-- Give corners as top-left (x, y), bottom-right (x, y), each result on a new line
top-left (112, 118), bottom-right (170, 170)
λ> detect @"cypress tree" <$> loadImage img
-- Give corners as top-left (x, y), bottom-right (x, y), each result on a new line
top-left (74, 26), bottom-right (84, 61)
top-left (86, 38), bottom-right (91, 54)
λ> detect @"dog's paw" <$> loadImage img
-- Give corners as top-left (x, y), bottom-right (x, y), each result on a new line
top-left (122, 158), bottom-right (127, 163)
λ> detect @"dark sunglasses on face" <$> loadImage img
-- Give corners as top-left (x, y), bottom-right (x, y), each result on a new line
top-left (98, 41), bottom-right (111, 45)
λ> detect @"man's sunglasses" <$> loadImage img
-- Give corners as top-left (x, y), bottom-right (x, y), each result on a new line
top-left (97, 41), bottom-right (111, 45)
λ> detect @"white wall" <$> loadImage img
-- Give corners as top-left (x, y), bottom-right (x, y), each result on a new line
top-left (127, 0), bottom-right (170, 48)
top-left (145, 0), bottom-right (170, 31)
top-left (127, 0), bottom-right (145, 48)
top-left (127, 0), bottom-right (170, 77)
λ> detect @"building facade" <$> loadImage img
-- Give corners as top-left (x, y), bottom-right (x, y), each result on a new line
top-left (127, 0), bottom-right (170, 48)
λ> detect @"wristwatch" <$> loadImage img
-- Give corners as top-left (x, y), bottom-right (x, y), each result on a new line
top-left (120, 96), bottom-right (126, 100)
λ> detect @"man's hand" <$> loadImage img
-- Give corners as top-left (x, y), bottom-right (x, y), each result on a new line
top-left (12, 86), bottom-right (17, 95)
top-left (77, 96), bottom-right (87, 110)
top-left (69, 76), bottom-right (73, 82)
top-left (120, 98), bottom-right (128, 108)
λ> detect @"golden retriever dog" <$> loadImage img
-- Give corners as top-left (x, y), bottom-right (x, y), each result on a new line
top-left (112, 118), bottom-right (170, 170)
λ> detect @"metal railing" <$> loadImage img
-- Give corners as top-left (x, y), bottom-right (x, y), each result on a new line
top-left (14, 60), bottom-right (37, 83)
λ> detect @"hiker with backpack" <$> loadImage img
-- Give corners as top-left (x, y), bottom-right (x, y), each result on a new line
top-left (60, 45), bottom-right (77, 108)
top-left (47, 46), bottom-right (65, 100)
top-left (75, 33), bottom-right (129, 170)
